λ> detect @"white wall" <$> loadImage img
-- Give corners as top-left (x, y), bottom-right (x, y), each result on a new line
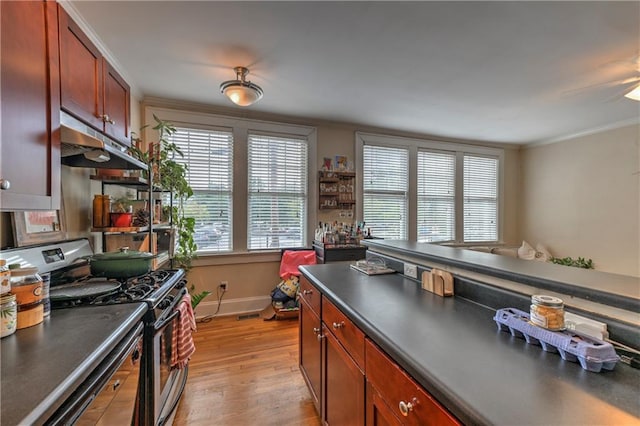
top-left (519, 124), bottom-right (640, 276)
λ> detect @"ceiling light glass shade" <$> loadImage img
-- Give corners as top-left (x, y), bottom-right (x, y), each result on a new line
top-left (220, 67), bottom-right (264, 107)
top-left (624, 85), bottom-right (640, 101)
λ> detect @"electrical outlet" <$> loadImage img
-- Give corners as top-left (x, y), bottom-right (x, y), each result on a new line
top-left (220, 281), bottom-right (228, 291)
top-left (403, 263), bottom-right (417, 279)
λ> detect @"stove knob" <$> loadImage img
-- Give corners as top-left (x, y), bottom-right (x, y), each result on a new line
top-left (176, 279), bottom-right (187, 289)
top-left (159, 296), bottom-right (174, 309)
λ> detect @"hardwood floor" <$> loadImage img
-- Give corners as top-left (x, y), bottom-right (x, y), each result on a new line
top-left (174, 315), bottom-right (321, 426)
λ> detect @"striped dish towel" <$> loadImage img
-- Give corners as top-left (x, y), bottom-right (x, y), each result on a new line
top-left (171, 292), bottom-right (197, 369)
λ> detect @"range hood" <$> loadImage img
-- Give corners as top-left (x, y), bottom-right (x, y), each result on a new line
top-left (60, 112), bottom-right (147, 170)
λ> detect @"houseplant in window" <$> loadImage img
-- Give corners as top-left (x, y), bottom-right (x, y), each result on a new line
top-left (130, 115), bottom-right (197, 269)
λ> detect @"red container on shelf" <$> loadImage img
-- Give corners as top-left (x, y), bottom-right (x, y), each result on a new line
top-left (110, 212), bottom-right (132, 227)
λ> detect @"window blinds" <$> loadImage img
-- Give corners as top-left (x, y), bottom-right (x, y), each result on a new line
top-left (417, 151), bottom-right (455, 242)
top-left (463, 154), bottom-right (498, 242)
top-left (247, 133), bottom-right (308, 249)
top-left (363, 145), bottom-right (408, 239)
top-left (167, 127), bottom-right (233, 252)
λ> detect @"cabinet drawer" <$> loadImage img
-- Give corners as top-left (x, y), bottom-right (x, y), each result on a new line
top-left (299, 276), bottom-right (321, 317)
top-left (322, 298), bottom-right (365, 370)
top-left (365, 339), bottom-right (460, 426)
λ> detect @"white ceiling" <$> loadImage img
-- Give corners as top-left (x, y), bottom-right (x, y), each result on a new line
top-left (67, 1), bottom-right (640, 145)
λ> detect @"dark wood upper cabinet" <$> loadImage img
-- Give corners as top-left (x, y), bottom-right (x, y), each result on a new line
top-left (0, 0), bottom-right (61, 211)
top-left (103, 60), bottom-right (130, 144)
top-left (58, 5), bottom-right (130, 146)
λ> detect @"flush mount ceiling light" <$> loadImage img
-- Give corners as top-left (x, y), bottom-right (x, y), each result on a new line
top-left (220, 66), bottom-right (264, 107)
top-left (624, 84), bottom-right (640, 101)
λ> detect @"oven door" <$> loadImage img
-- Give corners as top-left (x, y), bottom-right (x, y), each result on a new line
top-left (140, 287), bottom-right (189, 426)
top-left (46, 323), bottom-right (143, 425)
top-left (155, 317), bottom-right (189, 425)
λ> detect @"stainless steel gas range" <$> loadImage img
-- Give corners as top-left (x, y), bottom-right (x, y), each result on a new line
top-left (0, 238), bottom-right (190, 425)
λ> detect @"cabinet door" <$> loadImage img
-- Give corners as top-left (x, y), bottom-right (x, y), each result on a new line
top-left (366, 339), bottom-right (460, 426)
top-left (366, 381), bottom-right (403, 426)
top-left (0, 0), bottom-right (61, 211)
top-left (299, 297), bottom-right (322, 415)
top-left (58, 5), bottom-right (104, 131)
top-left (324, 328), bottom-right (365, 425)
top-left (103, 60), bottom-right (131, 146)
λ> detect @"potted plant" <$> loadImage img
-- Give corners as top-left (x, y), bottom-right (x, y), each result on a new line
top-left (130, 115), bottom-right (197, 269)
top-left (190, 284), bottom-right (212, 310)
top-left (550, 256), bottom-right (594, 269)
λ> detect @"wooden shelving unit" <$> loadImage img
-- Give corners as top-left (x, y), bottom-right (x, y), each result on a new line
top-left (319, 171), bottom-right (355, 210)
top-left (91, 174), bottom-right (172, 270)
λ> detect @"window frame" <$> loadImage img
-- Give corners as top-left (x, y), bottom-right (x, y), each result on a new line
top-left (246, 131), bottom-right (309, 250)
top-left (165, 124), bottom-right (235, 253)
top-left (356, 131), bottom-right (504, 244)
top-left (144, 106), bottom-right (317, 255)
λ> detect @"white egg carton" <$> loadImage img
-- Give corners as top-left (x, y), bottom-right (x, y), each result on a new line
top-left (494, 308), bottom-right (619, 372)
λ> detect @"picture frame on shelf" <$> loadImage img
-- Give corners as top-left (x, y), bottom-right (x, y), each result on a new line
top-left (335, 155), bottom-right (348, 171)
top-left (322, 157), bottom-right (333, 171)
top-left (11, 199), bottom-right (67, 247)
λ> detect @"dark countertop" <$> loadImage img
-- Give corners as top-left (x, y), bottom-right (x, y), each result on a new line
top-left (0, 303), bottom-right (147, 425)
top-left (362, 239), bottom-right (640, 312)
top-left (300, 263), bottom-right (640, 426)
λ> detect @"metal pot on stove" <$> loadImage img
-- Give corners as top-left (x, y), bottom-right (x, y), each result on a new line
top-left (86, 247), bottom-right (156, 279)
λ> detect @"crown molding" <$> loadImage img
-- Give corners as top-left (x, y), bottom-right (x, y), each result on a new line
top-left (524, 118), bottom-right (640, 149)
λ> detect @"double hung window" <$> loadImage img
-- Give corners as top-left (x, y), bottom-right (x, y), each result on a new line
top-left (167, 127), bottom-right (233, 252)
top-left (247, 133), bottom-right (308, 249)
top-left (417, 151), bottom-right (456, 242)
top-left (362, 145), bottom-right (409, 239)
top-left (463, 154), bottom-right (498, 242)
top-left (148, 106), bottom-right (315, 254)
top-left (358, 132), bottom-right (502, 243)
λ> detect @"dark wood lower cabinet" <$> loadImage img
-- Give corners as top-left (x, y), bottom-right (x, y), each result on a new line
top-left (300, 277), bottom-right (459, 426)
top-left (366, 339), bottom-right (460, 426)
top-left (299, 297), bottom-right (322, 414)
top-left (324, 328), bottom-right (365, 425)
top-left (366, 381), bottom-right (402, 426)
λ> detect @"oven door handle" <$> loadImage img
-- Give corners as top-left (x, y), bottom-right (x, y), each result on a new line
top-left (154, 309), bottom-right (179, 331)
top-left (153, 287), bottom-right (187, 331)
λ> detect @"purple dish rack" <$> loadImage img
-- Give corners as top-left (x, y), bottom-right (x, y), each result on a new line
top-left (493, 308), bottom-right (619, 372)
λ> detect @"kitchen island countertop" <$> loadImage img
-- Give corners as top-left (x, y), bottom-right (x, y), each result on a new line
top-left (362, 239), bottom-right (640, 312)
top-left (300, 263), bottom-right (640, 425)
top-left (0, 303), bottom-right (147, 425)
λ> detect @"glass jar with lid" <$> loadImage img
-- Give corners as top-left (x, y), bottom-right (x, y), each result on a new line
top-left (1, 293), bottom-right (17, 337)
top-left (9, 267), bottom-right (44, 329)
top-left (10, 267), bottom-right (43, 307)
top-left (0, 259), bottom-right (10, 295)
top-left (530, 294), bottom-right (565, 331)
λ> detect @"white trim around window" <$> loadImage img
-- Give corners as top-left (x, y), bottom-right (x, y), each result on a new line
top-left (144, 106), bottom-right (317, 255)
top-left (355, 131), bottom-right (504, 243)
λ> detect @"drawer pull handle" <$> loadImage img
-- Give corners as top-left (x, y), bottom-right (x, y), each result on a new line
top-left (313, 327), bottom-right (321, 333)
top-left (398, 398), bottom-right (418, 416)
top-left (332, 321), bottom-right (345, 330)
top-left (317, 333), bottom-right (325, 341)
top-left (302, 290), bottom-right (313, 295)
